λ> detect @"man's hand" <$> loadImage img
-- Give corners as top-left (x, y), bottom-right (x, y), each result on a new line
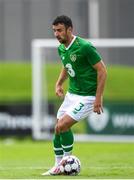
top-left (55, 84), bottom-right (64, 98)
top-left (93, 97), bottom-right (103, 114)
top-left (55, 67), bottom-right (68, 98)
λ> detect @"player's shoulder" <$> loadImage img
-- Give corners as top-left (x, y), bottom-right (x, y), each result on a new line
top-left (76, 36), bottom-right (93, 49)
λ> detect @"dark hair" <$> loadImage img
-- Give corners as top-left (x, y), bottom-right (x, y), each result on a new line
top-left (52, 15), bottom-right (73, 28)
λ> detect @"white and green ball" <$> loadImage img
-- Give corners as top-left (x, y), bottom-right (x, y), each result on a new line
top-left (59, 155), bottom-right (81, 175)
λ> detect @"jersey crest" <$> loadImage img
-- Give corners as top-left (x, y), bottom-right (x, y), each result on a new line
top-left (70, 53), bottom-right (77, 62)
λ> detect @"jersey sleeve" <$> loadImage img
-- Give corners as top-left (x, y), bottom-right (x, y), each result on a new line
top-left (84, 43), bottom-right (102, 65)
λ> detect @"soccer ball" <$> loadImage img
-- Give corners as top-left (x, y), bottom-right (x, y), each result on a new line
top-left (59, 155), bottom-right (81, 175)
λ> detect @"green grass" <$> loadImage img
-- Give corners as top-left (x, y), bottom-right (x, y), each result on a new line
top-left (0, 62), bottom-right (134, 103)
top-left (0, 139), bottom-right (134, 179)
top-left (105, 65), bottom-right (134, 101)
top-left (0, 63), bottom-right (32, 102)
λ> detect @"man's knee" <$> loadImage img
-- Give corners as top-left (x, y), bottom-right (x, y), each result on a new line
top-left (55, 124), bottom-right (60, 134)
top-left (55, 119), bottom-right (69, 133)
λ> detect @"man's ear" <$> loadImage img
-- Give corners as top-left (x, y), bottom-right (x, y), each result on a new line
top-left (68, 26), bottom-right (73, 33)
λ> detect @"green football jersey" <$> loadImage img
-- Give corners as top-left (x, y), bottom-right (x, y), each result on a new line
top-left (58, 36), bottom-right (102, 96)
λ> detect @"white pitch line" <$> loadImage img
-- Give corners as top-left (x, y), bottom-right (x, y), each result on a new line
top-left (2, 179), bottom-right (133, 180)
top-left (0, 166), bottom-right (48, 170)
top-left (0, 166), bottom-right (134, 170)
top-left (87, 166), bottom-right (134, 169)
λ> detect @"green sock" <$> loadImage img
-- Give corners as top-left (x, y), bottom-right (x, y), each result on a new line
top-left (60, 129), bottom-right (74, 154)
top-left (53, 133), bottom-right (63, 156)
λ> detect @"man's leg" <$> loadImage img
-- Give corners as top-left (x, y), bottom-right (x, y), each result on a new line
top-left (60, 129), bottom-right (74, 156)
top-left (53, 129), bottom-right (74, 165)
top-left (42, 131), bottom-right (63, 175)
top-left (56, 114), bottom-right (76, 157)
top-left (53, 115), bottom-right (76, 164)
top-left (53, 133), bottom-right (63, 166)
top-left (42, 114), bottom-right (77, 175)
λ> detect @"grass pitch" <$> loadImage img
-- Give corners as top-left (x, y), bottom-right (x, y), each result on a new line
top-left (0, 138), bottom-right (134, 179)
top-left (0, 63), bottom-right (134, 102)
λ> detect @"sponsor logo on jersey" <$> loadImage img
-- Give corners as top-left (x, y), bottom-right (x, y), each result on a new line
top-left (70, 54), bottom-right (77, 62)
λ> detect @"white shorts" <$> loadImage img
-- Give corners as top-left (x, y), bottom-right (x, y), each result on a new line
top-left (57, 92), bottom-right (96, 121)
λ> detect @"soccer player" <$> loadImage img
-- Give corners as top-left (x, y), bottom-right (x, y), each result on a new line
top-left (42, 15), bottom-right (107, 175)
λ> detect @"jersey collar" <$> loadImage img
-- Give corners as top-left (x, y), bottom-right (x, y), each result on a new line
top-left (65, 35), bottom-right (76, 50)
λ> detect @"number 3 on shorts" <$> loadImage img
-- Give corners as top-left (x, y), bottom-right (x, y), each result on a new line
top-left (65, 63), bottom-right (75, 77)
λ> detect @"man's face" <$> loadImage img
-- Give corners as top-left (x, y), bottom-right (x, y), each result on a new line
top-left (52, 23), bottom-right (71, 44)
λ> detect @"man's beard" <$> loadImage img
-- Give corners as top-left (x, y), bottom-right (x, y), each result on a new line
top-left (57, 37), bottom-right (67, 44)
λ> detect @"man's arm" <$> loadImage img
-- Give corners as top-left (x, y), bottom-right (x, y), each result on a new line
top-left (93, 60), bottom-right (107, 114)
top-left (55, 67), bottom-right (68, 97)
